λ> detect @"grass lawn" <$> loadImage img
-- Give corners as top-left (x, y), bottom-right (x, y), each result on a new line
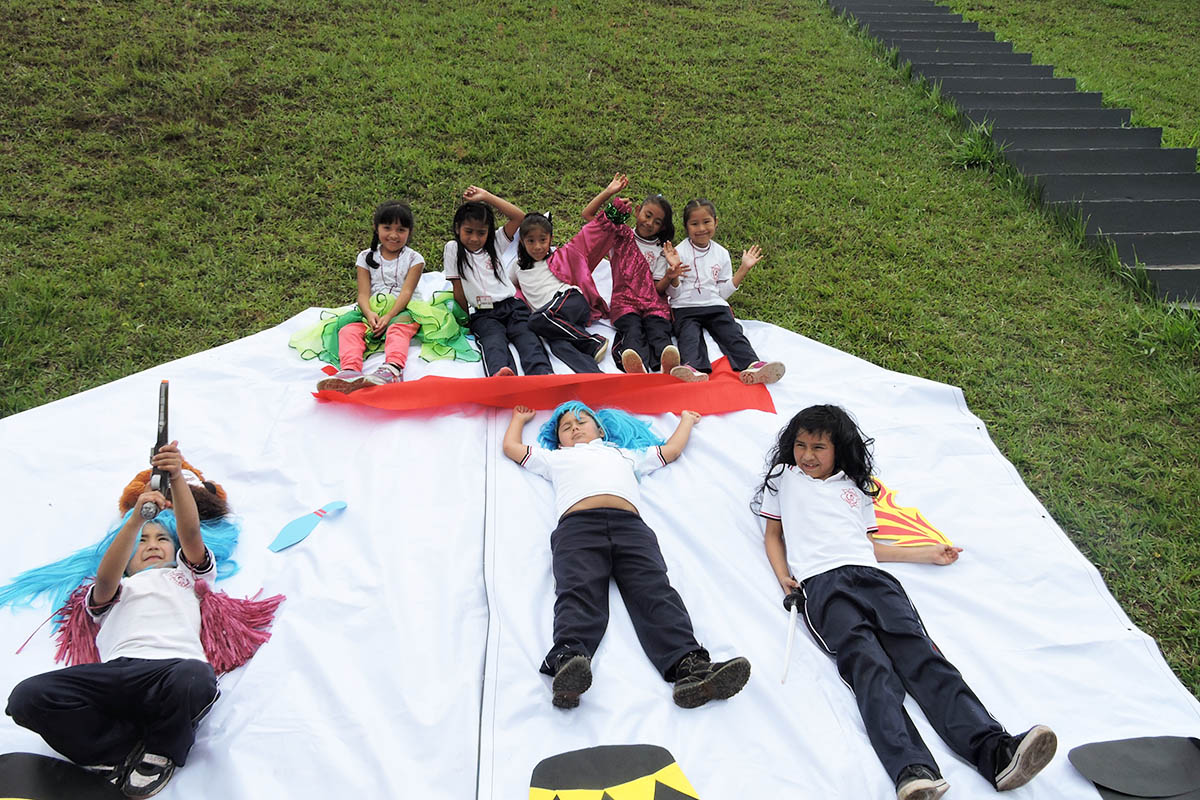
top-left (1, 0), bottom-right (1197, 694)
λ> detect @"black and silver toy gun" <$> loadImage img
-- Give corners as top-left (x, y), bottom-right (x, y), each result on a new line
top-left (140, 380), bottom-right (171, 520)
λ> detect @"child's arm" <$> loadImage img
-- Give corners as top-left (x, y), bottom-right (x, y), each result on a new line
top-left (764, 518), bottom-right (800, 595)
top-left (503, 405), bottom-right (537, 463)
top-left (449, 279), bottom-right (468, 312)
top-left (659, 410), bottom-right (700, 463)
top-left (160, 442), bottom-right (205, 567)
top-left (730, 244), bottom-right (763, 289)
top-left (656, 241), bottom-right (690, 294)
top-left (376, 263), bottom-right (424, 334)
top-left (872, 537), bottom-right (963, 565)
top-left (356, 268), bottom-right (382, 331)
top-left (580, 173), bottom-right (629, 222)
top-left (464, 186), bottom-right (525, 240)
top-left (93, 493), bottom-right (161, 604)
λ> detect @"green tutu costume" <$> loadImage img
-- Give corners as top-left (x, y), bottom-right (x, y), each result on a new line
top-left (289, 292), bottom-right (480, 368)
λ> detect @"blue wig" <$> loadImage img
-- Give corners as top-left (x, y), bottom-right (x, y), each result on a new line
top-left (0, 509), bottom-right (241, 613)
top-left (537, 402), bottom-right (665, 451)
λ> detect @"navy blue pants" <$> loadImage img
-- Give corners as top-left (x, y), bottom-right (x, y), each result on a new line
top-left (6, 657), bottom-right (219, 766)
top-left (527, 289), bottom-right (605, 374)
top-left (612, 312), bottom-right (674, 372)
top-left (470, 297), bottom-right (552, 376)
top-left (802, 566), bottom-right (1006, 782)
top-left (671, 305), bottom-right (758, 373)
top-left (540, 508), bottom-right (704, 681)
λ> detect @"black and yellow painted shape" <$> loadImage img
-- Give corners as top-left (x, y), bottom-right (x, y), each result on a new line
top-left (530, 744), bottom-right (700, 800)
top-left (0, 753), bottom-right (123, 800)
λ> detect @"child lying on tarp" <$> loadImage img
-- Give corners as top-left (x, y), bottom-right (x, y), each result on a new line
top-left (504, 401), bottom-right (751, 709)
top-left (3, 443), bottom-right (281, 798)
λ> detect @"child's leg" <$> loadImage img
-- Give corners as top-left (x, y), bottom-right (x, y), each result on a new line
top-left (499, 299), bottom-right (553, 376)
top-left (702, 307), bottom-right (760, 372)
top-left (672, 308), bottom-right (712, 373)
top-left (527, 290), bottom-right (605, 373)
top-left (802, 567), bottom-right (941, 783)
top-left (336, 321), bottom-right (371, 372)
top-left (642, 314), bottom-right (675, 373)
top-left (540, 510), bottom-right (614, 674)
top-left (606, 511), bottom-right (703, 679)
top-left (469, 308), bottom-right (517, 376)
top-left (611, 313), bottom-right (649, 373)
top-left (133, 658), bottom-right (219, 765)
top-left (381, 320), bottom-right (421, 369)
top-left (6, 662), bottom-right (147, 765)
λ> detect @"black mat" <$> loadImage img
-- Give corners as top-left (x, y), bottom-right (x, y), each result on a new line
top-left (1070, 736), bottom-right (1200, 800)
top-left (0, 752), bottom-right (124, 800)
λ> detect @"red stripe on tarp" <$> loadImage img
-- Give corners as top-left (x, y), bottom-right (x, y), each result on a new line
top-left (313, 358), bottom-right (776, 415)
top-left (321, 365), bottom-right (338, 376)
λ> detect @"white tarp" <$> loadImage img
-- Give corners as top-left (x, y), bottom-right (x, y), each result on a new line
top-left (2, 271), bottom-right (1198, 799)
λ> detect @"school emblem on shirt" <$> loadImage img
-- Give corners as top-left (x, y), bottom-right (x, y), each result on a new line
top-left (169, 571), bottom-right (191, 589)
top-left (870, 479), bottom-right (954, 547)
top-left (841, 489), bottom-right (859, 508)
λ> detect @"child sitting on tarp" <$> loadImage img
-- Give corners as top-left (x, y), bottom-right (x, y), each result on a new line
top-left (3, 442), bottom-right (280, 798)
top-left (504, 401), bottom-right (751, 709)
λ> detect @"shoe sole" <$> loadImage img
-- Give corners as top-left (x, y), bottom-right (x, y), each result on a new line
top-left (898, 778), bottom-right (950, 800)
top-left (670, 365), bottom-right (709, 383)
top-left (316, 377), bottom-right (371, 394)
top-left (673, 657), bottom-right (751, 708)
top-left (995, 725), bottom-right (1057, 791)
top-left (551, 656), bottom-right (592, 709)
top-left (621, 349), bottom-right (647, 373)
top-left (740, 362), bottom-right (786, 385)
top-left (594, 339), bottom-right (610, 363)
top-left (659, 345), bottom-right (681, 374)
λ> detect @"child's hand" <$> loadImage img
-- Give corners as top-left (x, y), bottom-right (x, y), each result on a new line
top-left (150, 441), bottom-right (184, 479)
top-left (662, 240), bottom-right (681, 267)
top-left (679, 410), bottom-right (701, 426)
top-left (512, 405), bottom-right (536, 424)
top-left (606, 173), bottom-right (628, 195)
top-left (779, 575), bottom-right (800, 594)
top-left (136, 488), bottom-right (171, 513)
top-left (463, 186), bottom-right (493, 204)
top-left (740, 244), bottom-right (763, 270)
top-left (364, 309), bottom-right (382, 331)
top-left (370, 312), bottom-right (390, 336)
top-left (929, 545), bottom-right (964, 565)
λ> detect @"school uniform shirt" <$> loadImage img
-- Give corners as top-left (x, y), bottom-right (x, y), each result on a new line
top-left (758, 467), bottom-right (881, 583)
top-left (443, 229), bottom-right (516, 309)
top-left (636, 234), bottom-right (672, 282)
top-left (666, 239), bottom-right (736, 309)
top-left (356, 246), bottom-right (425, 296)
top-left (507, 255), bottom-right (580, 310)
top-left (520, 440), bottom-right (668, 519)
top-left (86, 548), bottom-right (216, 663)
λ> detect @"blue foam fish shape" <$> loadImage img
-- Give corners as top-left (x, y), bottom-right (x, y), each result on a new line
top-left (269, 501), bottom-right (347, 552)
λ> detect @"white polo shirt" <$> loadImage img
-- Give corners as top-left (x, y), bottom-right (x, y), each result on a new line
top-left (758, 467), bottom-right (881, 583)
top-left (508, 256), bottom-right (579, 310)
top-left (443, 229), bottom-right (516, 309)
top-left (666, 239), bottom-right (736, 309)
top-left (356, 246), bottom-right (424, 296)
top-left (520, 440), bottom-right (667, 519)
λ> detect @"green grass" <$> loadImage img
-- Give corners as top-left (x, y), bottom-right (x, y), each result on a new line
top-left (1, 0), bottom-right (1198, 694)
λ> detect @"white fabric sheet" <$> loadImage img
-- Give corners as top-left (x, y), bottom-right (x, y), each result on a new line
top-left (0, 271), bottom-right (1196, 799)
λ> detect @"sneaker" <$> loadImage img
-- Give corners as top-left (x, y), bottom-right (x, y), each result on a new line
top-left (621, 349), bottom-right (647, 374)
top-left (739, 360), bottom-right (786, 385)
top-left (672, 652), bottom-right (750, 708)
top-left (896, 765), bottom-right (949, 800)
top-left (550, 654), bottom-right (592, 709)
top-left (316, 368), bottom-right (370, 394)
top-left (593, 337), bottom-right (610, 363)
top-left (659, 344), bottom-right (681, 374)
top-left (80, 763), bottom-right (125, 786)
top-left (670, 364), bottom-right (709, 383)
top-left (494, 366), bottom-right (516, 377)
top-left (122, 751), bottom-right (176, 798)
top-left (994, 725), bottom-right (1057, 791)
top-left (365, 363), bottom-right (403, 385)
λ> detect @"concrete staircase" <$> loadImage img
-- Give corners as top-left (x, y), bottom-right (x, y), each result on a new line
top-left (830, 0), bottom-right (1200, 302)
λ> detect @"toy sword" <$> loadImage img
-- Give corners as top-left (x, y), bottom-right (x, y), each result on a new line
top-left (140, 380), bottom-right (170, 520)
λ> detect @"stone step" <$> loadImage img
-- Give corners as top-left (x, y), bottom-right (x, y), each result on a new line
top-left (899, 49), bottom-right (1033, 64)
top-left (1141, 265), bottom-right (1200, 302)
top-left (912, 63), bottom-right (1056, 79)
top-left (833, 1), bottom-right (955, 12)
top-left (847, 11), bottom-right (965, 22)
top-left (993, 127), bottom-right (1163, 150)
top-left (1102, 232), bottom-right (1200, 266)
top-left (1055, 200), bottom-right (1200, 235)
top-left (1007, 148), bottom-right (1198, 176)
top-left (946, 91), bottom-right (1103, 109)
top-left (869, 23), bottom-right (988, 35)
top-left (890, 39), bottom-right (1015, 53)
top-left (929, 77), bottom-right (1076, 92)
top-left (962, 107), bottom-right (1131, 127)
top-left (1037, 174), bottom-right (1200, 203)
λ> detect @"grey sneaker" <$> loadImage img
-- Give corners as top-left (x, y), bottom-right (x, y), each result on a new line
top-left (896, 765), bottom-right (949, 800)
top-left (366, 363), bottom-right (403, 385)
top-left (672, 652), bottom-right (750, 708)
top-left (122, 751), bottom-right (176, 798)
top-left (316, 368), bottom-right (370, 394)
top-left (659, 344), bottom-right (681, 374)
top-left (994, 725), bottom-right (1057, 791)
top-left (551, 654), bottom-right (592, 709)
top-left (739, 360), bottom-right (786, 385)
top-left (621, 349), bottom-right (647, 373)
top-left (670, 364), bottom-right (709, 383)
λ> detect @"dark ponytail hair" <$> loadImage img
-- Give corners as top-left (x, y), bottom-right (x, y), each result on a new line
top-left (752, 405), bottom-right (879, 512)
top-left (642, 194), bottom-right (675, 245)
top-left (682, 197), bottom-right (717, 228)
top-left (515, 213), bottom-right (554, 270)
top-left (365, 200), bottom-right (415, 268)
top-left (452, 201), bottom-right (502, 281)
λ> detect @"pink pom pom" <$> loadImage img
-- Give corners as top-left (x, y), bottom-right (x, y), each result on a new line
top-left (196, 582), bottom-right (285, 675)
top-left (52, 584), bottom-right (100, 667)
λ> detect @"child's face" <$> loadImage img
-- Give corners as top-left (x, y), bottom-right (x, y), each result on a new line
top-left (457, 219), bottom-right (491, 253)
top-left (557, 411), bottom-right (603, 447)
top-left (377, 221), bottom-right (411, 256)
top-left (523, 228), bottom-right (552, 262)
top-left (633, 202), bottom-right (665, 240)
top-left (793, 429), bottom-right (836, 480)
top-left (684, 208), bottom-right (717, 247)
top-left (127, 525), bottom-right (175, 576)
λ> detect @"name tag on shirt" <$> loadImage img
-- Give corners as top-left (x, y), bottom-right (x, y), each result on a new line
top-left (476, 294), bottom-right (494, 309)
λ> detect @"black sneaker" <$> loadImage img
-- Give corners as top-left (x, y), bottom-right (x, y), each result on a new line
top-left (896, 764), bottom-right (949, 800)
top-left (551, 654), bottom-right (592, 709)
top-left (122, 750), bottom-right (176, 798)
top-left (994, 725), bottom-right (1057, 791)
top-left (671, 652), bottom-right (751, 708)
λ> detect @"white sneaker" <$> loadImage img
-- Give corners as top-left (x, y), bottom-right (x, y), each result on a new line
top-left (739, 360), bottom-right (786, 385)
top-left (365, 363), bottom-right (403, 385)
top-left (659, 345), bottom-right (681, 374)
top-left (621, 349), bottom-right (647, 373)
top-left (593, 337), bottom-right (610, 363)
top-left (670, 364), bottom-right (709, 383)
top-left (316, 369), bottom-right (369, 394)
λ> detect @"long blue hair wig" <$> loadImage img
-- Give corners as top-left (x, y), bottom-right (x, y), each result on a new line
top-left (537, 401), bottom-right (665, 451)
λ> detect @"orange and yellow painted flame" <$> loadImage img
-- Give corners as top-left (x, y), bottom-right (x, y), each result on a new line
top-left (870, 479), bottom-right (953, 547)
